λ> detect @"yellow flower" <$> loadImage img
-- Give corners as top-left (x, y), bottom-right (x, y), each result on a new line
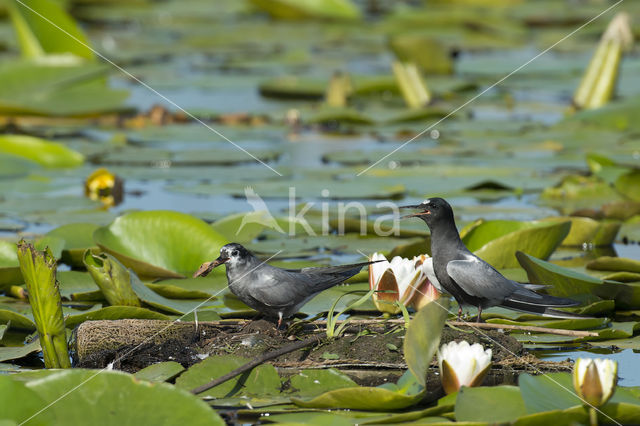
top-left (573, 358), bottom-right (617, 408)
top-left (437, 341), bottom-right (492, 394)
top-left (85, 168), bottom-right (123, 207)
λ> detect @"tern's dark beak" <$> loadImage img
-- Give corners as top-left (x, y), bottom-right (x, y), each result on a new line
top-left (399, 205), bottom-right (430, 219)
top-left (193, 256), bottom-right (229, 277)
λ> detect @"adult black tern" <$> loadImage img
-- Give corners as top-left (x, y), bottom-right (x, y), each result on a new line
top-left (401, 198), bottom-right (579, 322)
top-left (194, 243), bottom-right (380, 327)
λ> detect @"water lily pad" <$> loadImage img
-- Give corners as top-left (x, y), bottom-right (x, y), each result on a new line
top-left (288, 368), bottom-right (358, 397)
top-left (46, 223), bottom-right (100, 266)
top-left (0, 338), bottom-right (41, 363)
top-left (0, 375), bottom-right (54, 425)
top-left (0, 134), bottom-right (83, 168)
top-left (292, 386), bottom-right (424, 411)
top-left (130, 274), bottom-right (219, 316)
top-left (24, 369), bottom-right (225, 425)
top-left (517, 252), bottom-right (640, 309)
top-left (586, 256), bottom-right (640, 273)
top-left (56, 271), bottom-right (99, 299)
top-left (134, 361), bottom-right (185, 383)
top-left (541, 217), bottom-right (620, 246)
top-left (615, 170), bottom-right (640, 202)
top-left (462, 220), bottom-right (570, 268)
top-left (248, 0), bottom-right (361, 21)
top-left (93, 210), bottom-right (228, 278)
top-left (455, 385), bottom-right (527, 423)
top-left (175, 355), bottom-right (281, 398)
top-left (0, 241), bottom-right (21, 289)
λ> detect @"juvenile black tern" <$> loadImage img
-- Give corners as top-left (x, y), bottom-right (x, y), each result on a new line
top-left (401, 198), bottom-right (579, 322)
top-left (194, 243), bottom-right (380, 327)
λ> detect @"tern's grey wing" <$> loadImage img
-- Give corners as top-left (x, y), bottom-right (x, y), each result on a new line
top-left (446, 258), bottom-right (517, 301)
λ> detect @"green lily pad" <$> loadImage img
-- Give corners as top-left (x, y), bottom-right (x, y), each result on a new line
top-left (586, 256), bottom-right (640, 273)
top-left (455, 386), bottom-right (527, 423)
top-left (130, 274), bottom-right (220, 316)
top-left (462, 220), bottom-right (570, 268)
top-left (291, 386), bottom-right (424, 411)
top-left (23, 369), bottom-right (225, 425)
top-left (93, 210), bottom-right (228, 278)
top-left (615, 170), bottom-right (640, 202)
top-left (541, 217), bottom-right (620, 246)
top-left (64, 306), bottom-right (171, 328)
top-left (134, 361), bottom-right (185, 383)
top-left (248, 0), bottom-right (361, 21)
top-left (288, 368), bottom-right (358, 397)
top-left (404, 298), bottom-right (449, 386)
top-left (211, 212), bottom-right (269, 243)
top-left (46, 223), bottom-right (100, 266)
top-left (0, 375), bottom-right (54, 425)
top-left (517, 252), bottom-right (640, 309)
top-left (56, 271), bottom-right (99, 299)
top-left (175, 355), bottom-right (281, 398)
top-left (306, 107), bottom-right (375, 125)
top-left (0, 241), bottom-right (21, 289)
top-left (0, 134), bottom-right (83, 168)
top-left (0, 338), bottom-right (41, 363)
top-left (0, 309), bottom-right (35, 330)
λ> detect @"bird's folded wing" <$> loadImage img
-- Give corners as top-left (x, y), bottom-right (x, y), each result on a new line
top-left (446, 258), bottom-right (516, 300)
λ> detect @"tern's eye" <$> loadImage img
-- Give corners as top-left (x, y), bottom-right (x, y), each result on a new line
top-left (231, 250), bottom-right (239, 256)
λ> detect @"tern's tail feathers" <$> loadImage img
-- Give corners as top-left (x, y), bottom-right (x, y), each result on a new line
top-left (501, 290), bottom-right (585, 319)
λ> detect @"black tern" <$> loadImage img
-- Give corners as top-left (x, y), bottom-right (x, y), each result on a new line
top-left (194, 243), bottom-right (380, 327)
top-left (401, 198), bottom-right (579, 322)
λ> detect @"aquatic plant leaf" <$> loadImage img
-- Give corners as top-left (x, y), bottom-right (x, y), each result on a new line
top-left (84, 251), bottom-right (141, 307)
top-left (541, 217), bottom-right (620, 246)
top-left (93, 210), bottom-right (228, 278)
top-left (0, 241), bottom-right (22, 289)
top-left (0, 135), bottom-right (83, 168)
top-left (130, 274), bottom-right (219, 316)
top-left (24, 369), bottom-right (225, 425)
top-left (8, 0), bottom-right (94, 59)
top-left (0, 338), bottom-right (41, 363)
top-left (291, 386), bottom-right (424, 411)
top-left (455, 386), bottom-right (526, 423)
top-left (175, 355), bottom-right (281, 398)
top-left (46, 223), bottom-right (99, 267)
top-left (64, 306), bottom-right (171, 328)
top-left (615, 171), bottom-right (640, 202)
top-left (134, 361), bottom-right (185, 383)
top-left (464, 220), bottom-right (570, 268)
top-left (587, 256), bottom-right (640, 273)
top-left (288, 368), bottom-right (357, 397)
top-left (249, 0), bottom-right (361, 21)
top-left (403, 297), bottom-right (449, 386)
top-left (17, 241), bottom-right (70, 368)
top-left (0, 375), bottom-right (54, 425)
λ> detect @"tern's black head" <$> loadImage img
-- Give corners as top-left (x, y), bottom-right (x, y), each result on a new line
top-left (400, 197), bottom-right (455, 229)
top-left (193, 243), bottom-right (253, 277)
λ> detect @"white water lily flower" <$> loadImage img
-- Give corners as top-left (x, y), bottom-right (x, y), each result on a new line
top-left (437, 340), bottom-right (492, 394)
top-left (573, 358), bottom-right (618, 407)
top-left (369, 252), bottom-right (439, 313)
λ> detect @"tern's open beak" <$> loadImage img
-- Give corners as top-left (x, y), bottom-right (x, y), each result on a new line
top-left (193, 256), bottom-right (229, 278)
top-left (399, 205), bottom-right (430, 219)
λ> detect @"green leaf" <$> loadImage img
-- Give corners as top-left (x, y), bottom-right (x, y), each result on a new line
top-left (512, 408), bottom-right (588, 426)
top-left (175, 355), bottom-right (281, 398)
top-left (0, 134), bottom-right (83, 168)
top-left (455, 385), bottom-right (527, 422)
top-left (291, 386), bottom-right (424, 411)
top-left (16, 241), bottom-right (70, 368)
top-left (541, 217), bottom-right (620, 246)
top-left (64, 306), bottom-right (171, 328)
top-left (0, 241), bottom-right (22, 289)
top-left (0, 61), bottom-right (129, 116)
top-left (134, 361), bottom-right (185, 383)
top-left (46, 223), bottom-right (99, 267)
top-left (516, 252), bottom-right (640, 309)
top-left (615, 170), bottom-right (640, 201)
top-left (0, 338), bottom-right (41, 363)
top-left (289, 369), bottom-right (357, 397)
top-left (403, 298), bottom-right (449, 386)
top-left (0, 375), bottom-right (54, 425)
top-left (248, 0), bottom-right (361, 21)
top-left (130, 274), bottom-right (219, 316)
top-left (24, 369), bottom-right (225, 425)
top-left (84, 251), bottom-right (141, 307)
top-left (587, 256), bottom-right (640, 273)
top-left (93, 210), bottom-right (229, 278)
top-left (211, 212), bottom-right (269, 243)
top-left (518, 372), bottom-right (583, 413)
top-left (7, 0), bottom-right (94, 59)
top-left (463, 220), bottom-right (570, 268)
top-left (0, 309), bottom-right (35, 330)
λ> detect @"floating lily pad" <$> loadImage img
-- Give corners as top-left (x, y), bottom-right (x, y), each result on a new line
top-left (24, 369), bottom-right (225, 425)
top-left (134, 361), bottom-right (185, 383)
top-left (291, 386), bottom-right (424, 411)
top-left (455, 386), bottom-right (527, 423)
top-left (130, 274), bottom-right (219, 316)
top-left (462, 220), bottom-right (570, 268)
top-left (541, 217), bottom-right (620, 246)
top-left (0, 135), bottom-right (83, 168)
top-left (248, 0), bottom-right (361, 21)
top-left (288, 369), bottom-right (358, 397)
top-left (0, 338), bottom-right (41, 363)
top-left (175, 355), bottom-right (281, 398)
top-left (93, 211), bottom-right (228, 278)
top-left (586, 256), bottom-right (640, 273)
top-left (0, 374), bottom-right (54, 425)
top-left (46, 223), bottom-right (100, 266)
